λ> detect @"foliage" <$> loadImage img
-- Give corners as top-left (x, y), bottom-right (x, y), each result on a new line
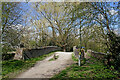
top-left (81, 26), bottom-right (107, 52)
top-left (2, 2), bottom-right (119, 53)
top-left (2, 2), bottom-right (37, 53)
top-left (72, 53), bottom-right (78, 62)
top-left (107, 32), bottom-right (120, 70)
top-left (31, 3), bottom-right (81, 51)
top-left (71, 2), bottom-right (120, 70)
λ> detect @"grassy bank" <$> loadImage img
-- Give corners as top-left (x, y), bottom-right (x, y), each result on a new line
top-left (2, 51), bottom-right (59, 79)
top-left (52, 53), bottom-right (120, 79)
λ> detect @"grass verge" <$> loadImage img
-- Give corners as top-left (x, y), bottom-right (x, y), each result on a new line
top-left (51, 53), bottom-right (120, 79)
top-left (2, 51), bottom-right (59, 79)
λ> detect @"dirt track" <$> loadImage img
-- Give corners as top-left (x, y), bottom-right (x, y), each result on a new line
top-left (16, 52), bottom-right (73, 78)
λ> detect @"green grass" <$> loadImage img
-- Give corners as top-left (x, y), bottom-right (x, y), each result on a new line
top-left (49, 55), bottom-right (59, 61)
top-left (72, 53), bottom-right (78, 61)
top-left (52, 53), bottom-right (120, 79)
top-left (2, 51), bottom-right (59, 79)
top-left (86, 52), bottom-right (91, 57)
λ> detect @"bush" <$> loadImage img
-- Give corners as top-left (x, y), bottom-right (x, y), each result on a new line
top-left (107, 32), bottom-right (120, 70)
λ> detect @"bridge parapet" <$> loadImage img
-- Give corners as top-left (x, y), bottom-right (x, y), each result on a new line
top-left (87, 49), bottom-right (107, 60)
top-left (13, 46), bottom-right (61, 60)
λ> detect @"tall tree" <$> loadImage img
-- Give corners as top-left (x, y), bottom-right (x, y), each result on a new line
top-left (31, 2), bottom-right (80, 51)
top-left (2, 2), bottom-right (30, 53)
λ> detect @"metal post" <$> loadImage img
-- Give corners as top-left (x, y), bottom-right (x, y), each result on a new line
top-left (78, 19), bottom-right (82, 66)
top-left (80, 20), bottom-right (82, 48)
top-left (78, 55), bottom-right (81, 66)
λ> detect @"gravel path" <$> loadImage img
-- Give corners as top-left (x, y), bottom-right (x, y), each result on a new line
top-left (16, 52), bottom-right (73, 78)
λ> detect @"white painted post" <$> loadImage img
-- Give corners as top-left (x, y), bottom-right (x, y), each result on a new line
top-left (78, 55), bottom-right (81, 66)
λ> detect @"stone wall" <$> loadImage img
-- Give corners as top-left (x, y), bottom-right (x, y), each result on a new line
top-left (14, 48), bottom-right (23, 60)
top-left (87, 49), bottom-right (107, 60)
top-left (22, 46), bottom-right (61, 60)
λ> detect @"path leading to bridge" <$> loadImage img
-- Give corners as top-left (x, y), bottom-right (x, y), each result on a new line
top-left (16, 52), bottom-right (73, 78)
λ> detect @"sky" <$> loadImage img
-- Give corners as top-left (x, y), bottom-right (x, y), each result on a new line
top-left (1, 0), bottom-right (119, 2)
top-left (6, 1), bottom-right (120, 35)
